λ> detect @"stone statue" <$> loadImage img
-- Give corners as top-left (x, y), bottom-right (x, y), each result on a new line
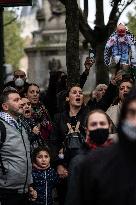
top-left (48, 0), bottom-right (65, 16)
top-left (48, 58), bottom-right (62, 71)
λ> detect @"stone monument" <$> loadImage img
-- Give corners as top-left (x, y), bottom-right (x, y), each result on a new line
top-left (25, 0), bottom-right (96, 92)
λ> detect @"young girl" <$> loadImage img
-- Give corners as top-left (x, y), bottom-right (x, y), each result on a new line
top-left (31, 146), bottom-right (59, 205)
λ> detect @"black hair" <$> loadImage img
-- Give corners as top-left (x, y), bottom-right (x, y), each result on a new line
top-left (119, 86), bottom-right (136, 123)
top-left (112, 77), bottom-right (134, 105)
top-left (66, 83), bottom-right (81, 98)
top-left (0, 89), bottom-right (19, 111)
top-left (65, 84), bottom-right (83, 110)
top-left (32, 146), bottom-right (51, 163)
top-left (117, 86), bottom-right (136, 150)
top-left (23, 83), bottom-right (40, 95)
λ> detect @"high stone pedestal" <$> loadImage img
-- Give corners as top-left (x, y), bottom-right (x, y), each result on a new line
top-left (25, 0), bottom-right (96, 92)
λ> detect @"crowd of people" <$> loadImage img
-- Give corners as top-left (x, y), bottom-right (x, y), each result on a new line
top-left (0, 53), bottom-right (136, 205)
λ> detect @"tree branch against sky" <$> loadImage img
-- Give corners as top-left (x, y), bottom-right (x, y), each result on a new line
top-left (60, 0), bottom-right (135, 84)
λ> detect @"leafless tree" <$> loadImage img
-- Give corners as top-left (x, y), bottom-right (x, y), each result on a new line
top-left (60, 0), bottom-right (135, 85)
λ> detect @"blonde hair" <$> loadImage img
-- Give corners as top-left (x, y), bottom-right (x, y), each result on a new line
top-left (95, 84), bottom-right (107, 91)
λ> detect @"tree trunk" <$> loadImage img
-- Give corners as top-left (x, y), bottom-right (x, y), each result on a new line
top-left (84, 0), bottom-right (88, 22)
top-left (96, 41), bottom-right (109, 84)
top-left (65, 0), bottom-right (80, 87)
top-left (95, 0), bottom-right (104, 26)
top-left (95, 0), bottom-right (109, 84)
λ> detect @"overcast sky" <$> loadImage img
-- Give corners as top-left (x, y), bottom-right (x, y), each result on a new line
top-left (80, 0), bottom-right (135, 28)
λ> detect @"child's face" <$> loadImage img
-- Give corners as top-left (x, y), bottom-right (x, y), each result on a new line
top-left (35, 151), bottom-right (50, 169)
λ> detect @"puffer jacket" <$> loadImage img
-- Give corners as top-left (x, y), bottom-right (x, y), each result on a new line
top-left (32, 167), bottom-right (59, 205)
top-left (0, 119), bottom-right (32, 193)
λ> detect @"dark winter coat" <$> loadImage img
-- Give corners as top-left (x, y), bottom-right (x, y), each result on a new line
top-left (65, 87), bottom-right (136, 205)
top-left (4, 81), bottom-right (29, 95)
top-left (32, 167), bottom-right (59, 205)
top-left (50, 106), bottom-right (90, 165)
top-left (87, 82), bottom-right (117, 111)
top-left (65, 140), bottom-right (136, 205)
top-left (31, 102), bottom-right (53, 141)
top-left (51, 106), bottom-right (89, 152)
top-left (20, 116), bottom-right (44, 154)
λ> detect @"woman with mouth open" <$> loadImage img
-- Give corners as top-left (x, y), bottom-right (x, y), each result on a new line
top-left (51, 84), bottom-right (90, 205)
top-left (51, 84), bottom-right (115, 205)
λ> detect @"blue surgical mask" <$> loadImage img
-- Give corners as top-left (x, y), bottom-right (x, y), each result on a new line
top-left (122, 120), bottom-right (136, 141)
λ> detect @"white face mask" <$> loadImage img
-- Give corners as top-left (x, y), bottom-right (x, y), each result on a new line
top-left (15, 78), bottom-right (25, 87)
top-left (58, 153), bottom-right (64, 159)
top-left (122, 120), bottom-right (136, 141)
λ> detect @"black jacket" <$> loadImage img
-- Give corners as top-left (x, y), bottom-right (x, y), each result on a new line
top-left (51, 107), bottom-right (89, 150)
top-left (65, 141), bottom-right (136, 205)
top-left (50, 106), bottom-right (89, 161)
top-left (32, 167), bottom-right (59, 205)
top-left (4, 81), bottom-right (29, 95)
top-left (87, 83), bottom-right (117, 111)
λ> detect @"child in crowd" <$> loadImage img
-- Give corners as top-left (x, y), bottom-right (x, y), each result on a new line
top-left (31, 146), bottom-right (59, 205)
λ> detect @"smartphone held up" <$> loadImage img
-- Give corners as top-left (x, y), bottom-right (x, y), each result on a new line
top-left (89, 48), bottom-right (95, 63)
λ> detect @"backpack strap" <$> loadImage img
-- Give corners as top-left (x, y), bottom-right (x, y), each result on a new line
top-left (0, 120), bottom-right (6, 175)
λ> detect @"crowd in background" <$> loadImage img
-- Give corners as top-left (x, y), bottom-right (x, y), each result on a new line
top-left (0, 55), bottom-right (136, 205)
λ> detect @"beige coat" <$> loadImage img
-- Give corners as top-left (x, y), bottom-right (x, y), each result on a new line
top-left (106, 103), bottom-right (121, 128)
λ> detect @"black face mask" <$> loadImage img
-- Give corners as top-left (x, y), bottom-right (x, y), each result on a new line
top-left (89, 128), bottom-right (109, 145)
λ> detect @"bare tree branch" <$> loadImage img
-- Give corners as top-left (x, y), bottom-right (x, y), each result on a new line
top-left (59, 0), bottom-right (95, 46)
top-left (79, 9), bottom-right (95, 46)
top-left (4, 16), bottom-right (18, 27)
top-left (84, 0), bottom-right (88, 22)
top-left (117, 0), bottom-right (135, 19)
top-left (95, 0), bottom-right (104, 26)
top-left (107, 0), bottom-right (121, 25)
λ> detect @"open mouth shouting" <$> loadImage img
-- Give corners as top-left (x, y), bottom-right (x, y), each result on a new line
top-left (24, 109), bottom-right (31, 118)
